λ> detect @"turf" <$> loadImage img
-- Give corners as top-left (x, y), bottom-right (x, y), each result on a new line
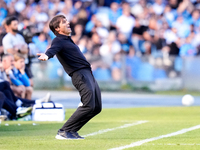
top-left (0, 107), bottom-right (200, 150)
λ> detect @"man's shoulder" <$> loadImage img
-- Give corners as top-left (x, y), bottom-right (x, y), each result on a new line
top-left (3, 33), bottom-right (23, 40)
top-left (16, 33), bottom-right (24, 38)
top-left (52, 36), bottom-right (64, 44)
top-left (2, 33), bottom-right (11, 39)
top-left (2, 33), bottom-right (13, 45)
top-left (52, 36), bottom-right (59, 41)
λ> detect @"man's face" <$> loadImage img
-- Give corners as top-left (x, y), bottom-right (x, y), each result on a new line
top-left (10, 20), bottom-right (18, 33)
top-left (2, 56), bottom-right (15, 70)
top-left (56, 18), bottom-right (72, 35)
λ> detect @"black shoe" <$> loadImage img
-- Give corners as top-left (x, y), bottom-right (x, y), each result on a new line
top-left (70, 131), bottom-right (85, 139)
top-left (55, 129), bottom-right (78, 140)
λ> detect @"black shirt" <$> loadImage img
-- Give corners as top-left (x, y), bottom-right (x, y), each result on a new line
top-left (132, 25), bottom-right (147, 36)
top-left (45, 34), bottom-right (91, 76)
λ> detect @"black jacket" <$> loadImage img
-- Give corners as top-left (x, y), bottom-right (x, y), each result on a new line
top-left (45, 34), bottom-right (91, 76)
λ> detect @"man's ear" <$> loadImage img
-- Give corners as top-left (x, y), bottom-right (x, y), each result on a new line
top-left (55, 27), bottom-right (60, 32)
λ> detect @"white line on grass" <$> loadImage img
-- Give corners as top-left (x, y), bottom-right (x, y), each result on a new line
top-left (109, 124), bottom-right (200, 150)
top-left (149, 143), bottom-right (200, 146)
top-left (83, 120), bottom-right (148, 137)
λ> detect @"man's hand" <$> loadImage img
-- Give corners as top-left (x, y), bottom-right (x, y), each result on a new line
top-left (37, 53), bottom-right (49, 61)
top-left (5, 66), bottom-right (13, 74)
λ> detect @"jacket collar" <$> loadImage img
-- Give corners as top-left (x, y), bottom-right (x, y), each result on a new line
top-left (57, 34), bottom-right (75, 44)
top-left (57, 34), bottom-right (71, 39)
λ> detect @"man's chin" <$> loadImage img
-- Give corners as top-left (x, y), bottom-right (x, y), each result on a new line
top-left (12, 29), bottom-right (18, 33)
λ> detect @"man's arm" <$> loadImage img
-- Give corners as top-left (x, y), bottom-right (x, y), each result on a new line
top-left (6, 45), bottom-right (28, 55)
top-left (37, 38), bottom-right (62, 61)
top-left (44, 38), bottom-right (62, 59)
top-left (14, 44), bottom-right (28, 54)
top-left (2, 34), bottom-right (28, 54)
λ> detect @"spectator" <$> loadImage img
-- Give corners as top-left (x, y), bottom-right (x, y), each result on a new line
top-left (179, 34), bottom-right (197, 56)
top-left (99, 31), bottom-right (121, 66)
top-left (57, 5), bottom-right (73, 22)
top-left (118, 32), bottom-right (132, 53)
top-left (32, 32), bottom-right (48, 53)
top-left (2, 54), bottom-right (26, 99)
top-left (71, 24), bottom-right (84, 44)
top-left (108, 2), bottom-right (122, 30)
top-left (85, 14), bottom-right (98, 34)
top-left (116, 2), bottom-right (135, 39)
top-left (39, 0), bottom-right (54, 13)
top-left (0, 0), bottom-right (7, 25)
top-left (126, 46), bottom-right (141, 79)
top-left (163, 5), bottom-right (177, 27)
top-left (95, 20), bottom-right (109, 42)
top-left (172, 15), bottom-right (190, 38)
top-left (2, 16), bottom-right (28, 56)
top-left (31, 4), bottom-right (49, 31)
top-left (13, 53), bottom-right (33, 99)
top-left (76, 9), bottom-right (88, 28)
top-left (143, 16), bottom-right (160, 55)
top-left (0, 26), bottom-right (5, 56)
top-left (78, 36), bottom-right (88, 54)
top-left (152, 0), bottom-right (165, 15)
top-left (50, 0), bottom-right (64, 15)
top-left (2, 16), bottom-right (34, 86)
top-left (111, 53), bottom-right (122, 81)
top-left (188, 9), bottom-right (200, 28)
top-left (6, 2), bottom-right (19, 17)
top-left (131, 17), bottom-right (147, 53)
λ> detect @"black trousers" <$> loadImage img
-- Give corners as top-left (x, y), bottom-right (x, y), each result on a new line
top-left (61, 69), bottom-right (102, 132)
top-left (0, 81), bottom-right (35, 106)
top-left (0, 91), bottom-right (17, 117)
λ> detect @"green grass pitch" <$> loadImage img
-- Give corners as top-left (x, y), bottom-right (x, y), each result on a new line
top-left (1, 107), bottom-right (200, 150)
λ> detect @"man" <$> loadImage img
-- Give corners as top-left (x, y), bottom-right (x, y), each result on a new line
top-left (0, 57), bottom-right (51, 120)
top-left (2, 54), bottom-right (27, 98)
top-left (37, 15), bottom-right (102, 140)
top-left (2, 16), bottom-right (28, 58)
top-left (2, 16), bottom-right (34, 86)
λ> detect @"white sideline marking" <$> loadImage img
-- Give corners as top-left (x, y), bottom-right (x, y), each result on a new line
top-left (148, 143), bottom-right (200, 146)
top-left (83, 120), bottom-right (148, 137)
top-left (109, 124), bottom-right (200, 150)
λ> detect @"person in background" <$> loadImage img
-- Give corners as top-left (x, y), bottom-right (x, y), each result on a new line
top-left (2, 16), bottom-right (34, 86)
top-left (0, 56), bottom-right (51, 120)
top-left (2, 54), bottom-right (30, 99)
top-left (108, 2), bottom-right (122, 30)
top-left (13, 53), bottom-right (33, 99)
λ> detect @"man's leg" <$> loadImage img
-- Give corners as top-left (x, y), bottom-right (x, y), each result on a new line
top-left (0, 92), bottom-right (17, 118)
top-left (61, 70), bottom-right (102, 132)
top-left (0, 81), bottom-right (18, 102)
top-left (0, 93), bottom-right (5, 110)
top-left (0, 82), bottom-right (35, 106)
top-left (70, 80), bottom-right (102, 132)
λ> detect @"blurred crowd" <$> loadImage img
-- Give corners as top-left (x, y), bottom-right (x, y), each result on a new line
top-left (0, 0), bottom-right (200, 82)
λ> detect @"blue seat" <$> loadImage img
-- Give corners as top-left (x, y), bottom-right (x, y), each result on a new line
top-left (136, 63), bottom-right (154, 81)
top-left (93, 68), bottom-right (111, 81)
top-left (154, 68), bottom-right (167, 79)
top-left (174, 57), bottom-right (182, 72)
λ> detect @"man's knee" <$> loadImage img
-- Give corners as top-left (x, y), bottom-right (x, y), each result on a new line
top-left (2, 81), bottom-right (10, 88)
top-left (94, 105), bottom-right (102, 115)
top-left (26, 86), bottom-right (33, 94)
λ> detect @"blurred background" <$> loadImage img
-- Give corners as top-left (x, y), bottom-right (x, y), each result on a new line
top-left (1, 0), bottom-right (200, 92)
